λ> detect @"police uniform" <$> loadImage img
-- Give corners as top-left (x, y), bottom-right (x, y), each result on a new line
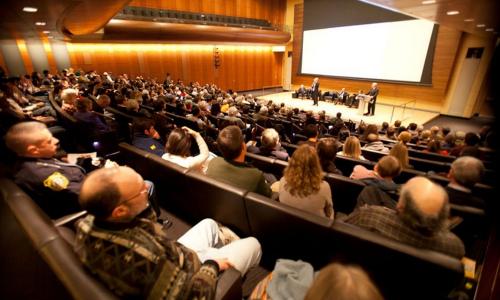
top-left (14, 157), bottom-right (86, 218)
top-left (132, 134), bottom-right (165, 157)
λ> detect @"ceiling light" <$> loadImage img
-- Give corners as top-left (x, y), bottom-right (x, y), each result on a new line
top-left (48, 36), bottom-right (54, 39)
top-left (23, 7), bottom-right (38, 13)
top-left (446, 11), bottom-right (460, 15)
top-left (42, 30), bottom-right (50, 34)
top-left (421, 0), bottom-right (435, 4)
top-left (476, 24), bottom-right (486, 28)
top-left (35, 22), bottom-right (46, 26)
top-left (464, 18), bottom-right (474, 22)
top-left (485, 28), bottom-right (494, 32)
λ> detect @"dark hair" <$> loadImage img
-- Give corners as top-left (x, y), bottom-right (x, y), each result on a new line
top-left (362, 124), bottom-right (379, 141)
top-left (133, 118), bottom-right (155, 134)
top-left (191, 105), bottom-right (200, 116)
top-left (79, 179), bottom-right (121, 219)
top-left (75, 98), bottom-right (92, 112)
top-left (303, 124), bottom-right (318, 139)
top-left (408, 123), bottom-right (418, 131)
top-left (336, 112), bottom-right (342, 118)
top-left (464, 132), bottom-right (480, 146)
top-left (166, 128), bottom-right (192, 157)
top-left (217, 125), bottom-right (244, 160)
top-left (317, 138), bottom-right (339, 172)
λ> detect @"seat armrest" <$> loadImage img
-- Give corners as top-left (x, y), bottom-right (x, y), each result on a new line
top-left (215, 267), bottom-right (242, 300)
top-left (53, 211), bottom-right (88, 227)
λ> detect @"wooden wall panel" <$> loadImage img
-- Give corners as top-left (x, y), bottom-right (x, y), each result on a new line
top-left (66, 44), bottom-right (281, 91)
top-left (129, 0), bottom-right (286, 25)
top-left (291, 3), bottom-right (463, 104)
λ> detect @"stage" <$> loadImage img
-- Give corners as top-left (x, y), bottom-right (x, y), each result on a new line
top-left (259, 91), bottom-right (440, 127)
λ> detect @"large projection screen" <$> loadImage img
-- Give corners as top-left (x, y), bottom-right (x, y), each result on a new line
top-left (301, 0), bottom-right (438, 85)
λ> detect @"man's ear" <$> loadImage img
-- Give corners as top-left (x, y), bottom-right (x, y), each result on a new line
top-left (26, 144), bottom-right (38, 156)
top-left (111, 205), bottom-right (130, 220)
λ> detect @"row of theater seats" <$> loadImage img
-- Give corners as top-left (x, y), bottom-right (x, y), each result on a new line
top-left (115, 142), bottom-right (467, 299)
top-left (0, 177), bottom-right (246, 300)
top-left (118, 6), bottom-right (274, 29)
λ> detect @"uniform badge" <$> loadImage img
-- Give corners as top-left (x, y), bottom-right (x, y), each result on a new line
top-left (150, 144), bottom-right (157, 150)
top-left (43, 171), bottom-right (70, 191)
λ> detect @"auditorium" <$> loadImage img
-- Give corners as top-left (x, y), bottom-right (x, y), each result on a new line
top-left (0, 0), bottom-right (498, 299)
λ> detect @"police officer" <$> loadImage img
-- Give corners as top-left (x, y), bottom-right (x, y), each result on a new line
top-left (5, 121), bottom-right (86, 218)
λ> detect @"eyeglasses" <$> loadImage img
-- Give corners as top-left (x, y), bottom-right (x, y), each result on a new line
top-left (119, 181), bottom-right (149, 206)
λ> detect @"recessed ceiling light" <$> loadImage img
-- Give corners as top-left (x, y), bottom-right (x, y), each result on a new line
top-left (35, 22), bottom-right (46, 26)
top-left (464, 18), bottom-right (474, 22)
top-left (47, 36), bottom-right (54, 39)
top-left (422, 0), bottom-right (436, 4)
top-left (23, 7), bottom-right (38, 13)
top-left (446, 11), bottom-right (460, 15)
top-left (485, 28), bottom-right (494, 32)
top-left (42, 30), bottom-right (50, 34)
top-left (476, 24), bottom-right (486, 28)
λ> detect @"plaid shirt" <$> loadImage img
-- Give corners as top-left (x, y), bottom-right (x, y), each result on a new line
top-left (344, 206), bottom-right (465, 258)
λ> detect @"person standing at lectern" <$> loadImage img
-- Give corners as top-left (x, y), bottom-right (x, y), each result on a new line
top-left (311, 78), bottom-right (320, 106)
top-left (364, 82), bottom-right (379, 116)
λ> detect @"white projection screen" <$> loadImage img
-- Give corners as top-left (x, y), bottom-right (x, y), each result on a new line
top-left (301, 19), bottom-right (435, 83)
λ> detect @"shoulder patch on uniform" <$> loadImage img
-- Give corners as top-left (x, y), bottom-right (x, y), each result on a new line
top-left (43, 171), bottom-right (70, 191)
top-left (150, 144), bottom-right (157, 150)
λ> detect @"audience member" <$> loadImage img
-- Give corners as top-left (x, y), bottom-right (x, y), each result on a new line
top-left (5, 121), bottom-right (85, 218)
top-left (74, 98), bottom-right (111, 133)
top-left (278, 145), bottom-right (333, 219)
top-left (247, 128), bottom-right (289, 161)
top-left (304, 263), bottom-right (384, 300)
top-left (390, 142), bottom-right (412, 169)
top-left (75, 166), bottom-right (262, 299)
top-left (163, 126), bottom-right (210, 172)
top-left (132, 118), bottom-right (165, 157)
top-left (345, 176), bottom-right (465, 258)
top-left (338, 136), bottom-right (367, 160)
top-left (317, 137), bottom-right (342, 175)
top-left (351, 156), bottom-right (401, 209)
top-left (363, 133), bottom-right (389, 153)
top-left (459, 132), bottom-right (481, 158)
top-left (207, 126), bottom-right (272, 197)
top-left (446, 156), bottom-right (485, 208)
top-left (298, 124), bottom-right (319, 147)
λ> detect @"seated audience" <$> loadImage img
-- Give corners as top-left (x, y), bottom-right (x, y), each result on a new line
top-left (424, 139), bottom-right (448, 156)
top-left (60, 88), bottom-right (78, 114)
top-left (247, 128), bottom-right (289, 161)
top-left (162, 126), bottom-right (210, 172)
top-left (186, 105), bottom-right (208, 130)
top-left (73, 98), bottom-right (111, 133)
top-left (317, 138), bottom-right (342, 175)
top-left (397, 131), bottom-right (412, 145)
top-left (222, 106), bottom-right (246, 129)
top-left (207, 126), bottom-right (272, 197)
top-left (390, 142), bottom-right (412, 169)
top-left (363, 133), bottom-right (389, 153)
top-left (458, 132), bottom-right (481, 158)
top-left (338, 136), bottom-right (367, 160)
top-left (278, 145), bottom-right (333, 219)
top-left (5, 121), bottom-right (85, 218)
top-left (298, 124), bottom-right (319, 147)
top-left (132, 118), bottom-right (165, 157)
top-left (446, 156), bottom-right (485, 209)
top-left (351, 156), bottom-right (401, 209)
top-left (75, 166), bottom-right (262, 299)
top-left (252, 261), bottom-right (382, 300)
top-left (345, 176), bottom-right (465, 258)
top-left (384, 126), bottom-right (397, 141)
top-left (304, 263), bottom-right (383, 300)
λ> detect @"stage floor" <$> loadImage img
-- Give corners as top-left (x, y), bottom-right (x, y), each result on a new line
top-left (261, 92), bottom-right (439, 126)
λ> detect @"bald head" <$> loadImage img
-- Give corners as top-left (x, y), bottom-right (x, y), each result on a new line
top-left (80, 166), bottom-right (146, 220)
top-left (397, 177), bottom-right (449, 235)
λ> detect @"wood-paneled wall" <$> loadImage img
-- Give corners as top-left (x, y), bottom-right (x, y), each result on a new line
top-left (129, 0), bottom-right (286, 25)
top-left (291, 4), bottom-right (463, 104)
top-left (67, 44), bottom-right (283, 91)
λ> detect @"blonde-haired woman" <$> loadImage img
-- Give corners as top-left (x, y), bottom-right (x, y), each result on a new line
top-left (337, 136), bottom-right (367, 160)
top-left (390, 142), bottom-right (412, 169)
top-left (279, 145), bottom-right (333, 219)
